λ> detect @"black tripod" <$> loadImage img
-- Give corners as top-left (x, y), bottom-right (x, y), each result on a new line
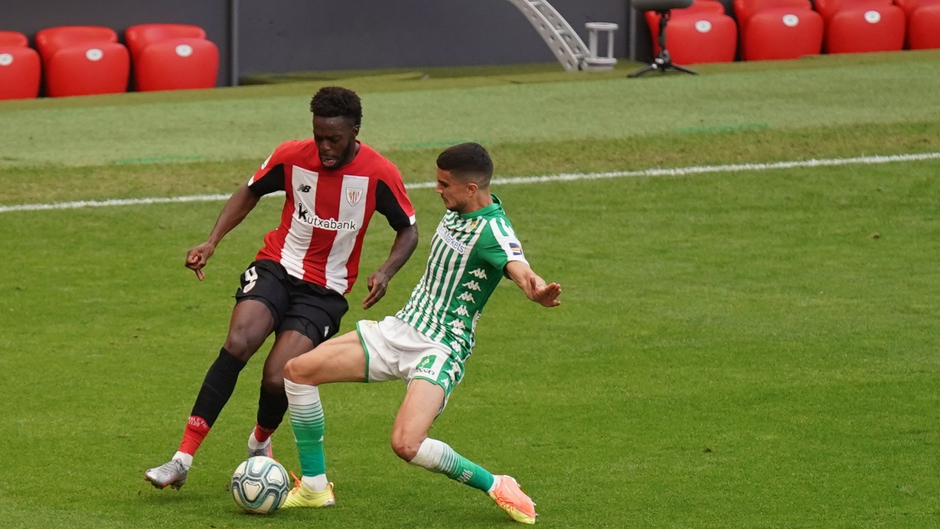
top-left (629, 10), bottom-right (697, 77)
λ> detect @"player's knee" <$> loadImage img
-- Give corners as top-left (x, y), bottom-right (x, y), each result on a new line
top-left (223, 333), bottom-right (260, 361)
top-left (283, 357), bottom-right (319, 384)
top-left (390, 432), bottom-right (421, 462)
top-left (283, 358), bottom-right (301, 383)
top-left (261, 371), bottom-right (284, 395)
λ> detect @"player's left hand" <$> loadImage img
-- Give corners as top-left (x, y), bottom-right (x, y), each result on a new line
top-left (529, 276), bottom-right (562, 307)
top-left (363, 270), bottom-right (391, 309)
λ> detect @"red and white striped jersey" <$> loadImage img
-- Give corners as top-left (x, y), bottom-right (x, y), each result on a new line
top-left (247, 139), bottom-right (416, 294)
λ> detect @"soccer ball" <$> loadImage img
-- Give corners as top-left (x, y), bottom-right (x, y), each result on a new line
top-left (231, 456), bottom-right (290, 514)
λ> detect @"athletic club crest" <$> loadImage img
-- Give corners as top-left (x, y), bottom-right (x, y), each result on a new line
top-left (345, 187), bottom-right (364, 207)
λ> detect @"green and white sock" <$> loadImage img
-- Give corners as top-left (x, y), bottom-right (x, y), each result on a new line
top-left (409, 438), bottom-right (495, 492)
top-left (284, 379), bottom-right (329, 492)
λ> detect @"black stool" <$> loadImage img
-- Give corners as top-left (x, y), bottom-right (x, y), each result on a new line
top-left (629, 0), bottom-right (699, 77)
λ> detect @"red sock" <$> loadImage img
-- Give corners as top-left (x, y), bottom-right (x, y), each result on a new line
top-left (179, 415), bottom-right (211, 456)
top-left (253, 424), bottom-right (277, 444)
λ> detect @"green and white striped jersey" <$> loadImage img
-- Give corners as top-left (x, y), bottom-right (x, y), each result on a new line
top-left (396, 195), bottom-right (528, 363)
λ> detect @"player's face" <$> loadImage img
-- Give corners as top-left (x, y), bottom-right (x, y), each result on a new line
top-left (435, 168), bottom-right (473, 213)
top-left (313, 116), bottom-right (359, 170)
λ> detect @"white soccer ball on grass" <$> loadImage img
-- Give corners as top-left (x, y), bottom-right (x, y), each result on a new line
top-left (231, 456), bottom-right (290, 514)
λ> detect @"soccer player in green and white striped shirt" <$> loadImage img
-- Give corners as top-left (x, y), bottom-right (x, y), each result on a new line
top-left (281, 142), bottom-right (561, 524)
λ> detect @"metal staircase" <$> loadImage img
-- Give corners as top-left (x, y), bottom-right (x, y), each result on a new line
top-left (507, 0), bottom-right (618, 71)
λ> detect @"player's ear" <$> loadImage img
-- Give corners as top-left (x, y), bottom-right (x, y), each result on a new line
top-left (466, 181), bottom-right (478, 196)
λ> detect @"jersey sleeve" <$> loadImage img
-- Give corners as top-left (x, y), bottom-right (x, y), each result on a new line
top-left (479, 217), bottom-right (529, 275)
top-left (246, 142), bottom-right (293, 196)
top-left (374, 163), bottom-right (416, 230)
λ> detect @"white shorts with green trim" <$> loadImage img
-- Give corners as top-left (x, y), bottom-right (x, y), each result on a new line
top-left (356, 316), bottom-right (465, 404)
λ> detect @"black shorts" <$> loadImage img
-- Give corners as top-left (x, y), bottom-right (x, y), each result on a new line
top-left (234, 259), bottom-right (348, 344)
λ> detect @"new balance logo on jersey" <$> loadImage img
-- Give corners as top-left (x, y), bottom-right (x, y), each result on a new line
top-left (297, 203), bottom-right (358, 231)
top-left (296, 184), bottom-right (312, 193)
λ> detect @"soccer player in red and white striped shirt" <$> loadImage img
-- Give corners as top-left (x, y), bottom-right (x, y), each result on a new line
top-left (145, 87), bottom-right (418, 491)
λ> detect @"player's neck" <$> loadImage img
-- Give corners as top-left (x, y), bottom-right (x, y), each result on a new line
top-left (345, 141), bottom-right (362, 164)
top-left (460, 191), bottom-right (493, 215)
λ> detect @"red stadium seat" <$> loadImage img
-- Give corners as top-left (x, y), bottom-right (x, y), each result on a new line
top-left (0, 46), bottom-right (41, 100)
top-left (646, 0), bottom-right (730, 55)
top-left (894, 0), bottom-right (940, 48)
top-left (124, 23), bottom-right (207, 60)
top-left (648, 13), bottom-right (738, 64)
top-left (34, 26), bottom-right (129, 97)
top-left (43, 42), bottom-right (129, 97)
top-left (893, 0), bottom-right (940, 17)
top-left (907, 3), bottom-right (940, 48)
top-left (0, 30), bottom-right (29, 48)
top-left (825, 4), bottom-right (906, 53)
top-left (134, 37), bottom-right (219, 91)
top-left (35, 25), bottom-right (117, 63)
top-left (123, 23), bottom-right (217, 91)
top-left (814, 0), bottom-right (894, 21)
top-left (734, 0), bottom-right (813, 33)
top-left (742, 8), bottom-right (824, 60)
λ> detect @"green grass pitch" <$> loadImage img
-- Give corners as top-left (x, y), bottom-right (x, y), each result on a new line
top-left (1, 52), bottom-right (939, 528)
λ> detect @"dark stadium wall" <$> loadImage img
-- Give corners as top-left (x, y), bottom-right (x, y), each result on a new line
top-left (235, 0), bottom-right (630, 76)
top-left (4, 0), bottom-right (631, 86)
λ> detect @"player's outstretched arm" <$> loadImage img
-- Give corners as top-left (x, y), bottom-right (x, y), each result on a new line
top-left (506, 261), bottom-right (561, 308)
top-left (363, 223), bottom-right (419, 309)
top-left (185, 184), bottom-right (260, 281)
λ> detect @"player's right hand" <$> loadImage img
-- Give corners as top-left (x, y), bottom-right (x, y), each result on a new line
top-left (185, 242), bottom-right (215, 281)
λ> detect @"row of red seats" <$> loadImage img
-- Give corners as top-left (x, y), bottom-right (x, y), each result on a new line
top-left (0, 24), bottom-right (219, 100)
top-left (647, 0), bottom-right (940, 65)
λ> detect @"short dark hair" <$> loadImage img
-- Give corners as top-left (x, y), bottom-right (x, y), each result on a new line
top-left (436, 142), bottom-right (493, 187)
top-left (310, 86), bottom-right (362, 126)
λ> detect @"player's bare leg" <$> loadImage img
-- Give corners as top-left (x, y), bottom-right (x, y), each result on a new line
top-left (398, 380), bottom-right (537, 524)
top-left (281, 331), bottom-right (366, 507)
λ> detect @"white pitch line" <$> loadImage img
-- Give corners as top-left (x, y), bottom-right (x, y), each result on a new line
top-left (0, 193), bottom-right (233, 213)
top-left (2, 152), bottom-right (939, 214)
